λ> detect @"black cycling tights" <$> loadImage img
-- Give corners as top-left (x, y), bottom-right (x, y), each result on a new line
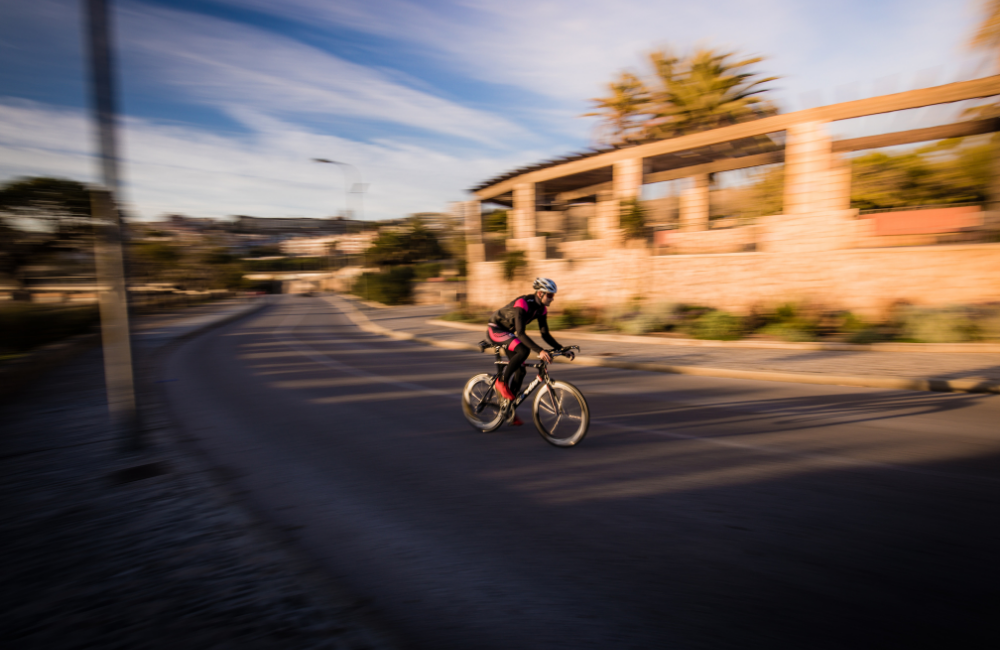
top-left (503, 343), bottom-right (531, 395)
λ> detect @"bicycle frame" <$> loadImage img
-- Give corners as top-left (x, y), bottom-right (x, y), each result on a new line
top-left (472, 344), bottom-right (577, 415)
top-left (492, 360), bottom-right (550, 410)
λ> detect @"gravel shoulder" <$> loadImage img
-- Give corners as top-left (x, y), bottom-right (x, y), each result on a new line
top-left (1, 301), bottom-right (399, 650)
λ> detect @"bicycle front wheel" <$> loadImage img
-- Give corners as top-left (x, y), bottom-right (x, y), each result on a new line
top-left (532, 380), bottom-right (590, 447)
top-left (462, 373), bottom-right (505, 432)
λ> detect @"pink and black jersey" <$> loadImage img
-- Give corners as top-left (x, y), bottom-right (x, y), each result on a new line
top-left (488, 294), bottom-right (561, 354)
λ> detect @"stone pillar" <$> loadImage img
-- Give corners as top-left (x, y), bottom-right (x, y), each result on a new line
top-left (588, 159), bottom-right (643, 243)
top-left (822, 156), bottom-right (852, 212)
top-left (454, 199), bottom-right (484, 264)
top-left (984, 137), bottom-right (1000, 231)
top-left (613, 158), bottom-right (643, 201)
top-left (592, 190), bottom-right (620, 242)
top-left (783, 121), bottom-right (833, 215)
top-left (511, 182), bottom-right (536, 239)
top-left (679, 174), bottom-right (709, 232)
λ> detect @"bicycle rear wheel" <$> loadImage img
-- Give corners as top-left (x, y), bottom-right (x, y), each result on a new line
top-left (532, 380), bottom-right (589, 447)
top-left (462, 373), bottom-right (505, 432)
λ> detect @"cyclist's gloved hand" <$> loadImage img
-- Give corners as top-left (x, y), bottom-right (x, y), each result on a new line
top-left (539, 349), bottom-right (553, 363)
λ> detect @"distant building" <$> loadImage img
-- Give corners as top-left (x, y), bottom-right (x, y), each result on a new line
top-left (234, 215), bottom-right (366, 235)
top-left (279, 232), bottom-right (378, 256)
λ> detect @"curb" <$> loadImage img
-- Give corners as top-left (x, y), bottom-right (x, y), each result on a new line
top-left (326, 296), bottom-right (1000, 395)
top-left (427, 319), bottom-right (1000, 354)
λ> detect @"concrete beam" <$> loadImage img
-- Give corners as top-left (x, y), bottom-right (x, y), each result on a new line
top-left (831, 118), bottom-right (1000, 153)
top-left (475, 75), bottom-right (1000, 200)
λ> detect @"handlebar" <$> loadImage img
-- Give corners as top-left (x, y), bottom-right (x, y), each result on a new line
top-left (548, 346), bottom-right (580, 358)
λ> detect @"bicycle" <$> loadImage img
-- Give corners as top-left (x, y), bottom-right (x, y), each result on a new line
top-left (461, 342), bottom-right (590, 447)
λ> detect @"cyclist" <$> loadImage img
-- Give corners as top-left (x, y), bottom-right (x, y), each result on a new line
top-left (487, 277), bottom-right (575, 425)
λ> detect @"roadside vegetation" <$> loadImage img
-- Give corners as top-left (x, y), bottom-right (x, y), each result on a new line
top-left (440, 300), bottom-right (1000, 344)
top-left (350, 219), bottom-right (453, 305)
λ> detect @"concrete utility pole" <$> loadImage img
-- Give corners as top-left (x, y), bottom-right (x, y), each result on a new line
top-left (86, 0), bottom-right (140, 448)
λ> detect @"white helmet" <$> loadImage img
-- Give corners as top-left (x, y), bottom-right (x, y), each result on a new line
top-left (533, 277), bottom-right (557, 294)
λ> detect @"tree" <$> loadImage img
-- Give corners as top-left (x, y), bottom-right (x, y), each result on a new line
top-left (582, 71), bottom-right (650, 146)
top-left (972, 0), bottom-right (1000, 64)
top-left (644, 48), bottom-right (778, 139)
top-left (366, 221), bottom-right (446, 266)
top-left (582, 48), bottom-right (778, 146)
top-left (0, 177), bottom-right (92, 231)
top-left (0, 177), bottom-right (94, 284)
top-left (849, 141), bottom-right (991, 211)
top-left (483, 209), bottom-right (509, 233)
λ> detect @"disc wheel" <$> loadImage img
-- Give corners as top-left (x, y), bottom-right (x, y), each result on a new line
top-left (462, 374), bottom-right (505, 432)
top-left (532, 380), bottom-right (590, 447)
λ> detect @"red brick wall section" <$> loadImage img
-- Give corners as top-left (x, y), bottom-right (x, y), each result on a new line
top-left (868, 206), bottom-right (981, 236)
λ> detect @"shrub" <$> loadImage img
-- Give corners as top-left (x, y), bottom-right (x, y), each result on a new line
top-left (548, 304), bottom-right (596, 330)
top-left (619, 198), bottom-right (646, 239)
top-left (684, 310), bottom-right (744, 340)
top-left (0, 304), bottom-right (100, 353)
top-left (898, 306), bottom-right (977, 343)
top-left (614, 302), bottom-right (676, 335)
top-left (502, 250), bottom-right (527, 282)
top-left (440, 306), bottom-right (487, 323)
top-left (758, 322), bottom-right (817, 342)
top-left (835, 312), bottom-right (889, 344)
top-left (755, 303), bottom-right (818, 342)
top-left (413, 262), bottom-right (442, 281)
top-left (976, 306), bottom-right (1000, 341)
top-left (483, 210), bottom-right (508, 233)
top-left (352, 266), bottom-right (415, 305)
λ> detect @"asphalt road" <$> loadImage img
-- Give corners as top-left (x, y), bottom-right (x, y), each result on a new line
top-left (161, 295), bottom-right (1000, 649)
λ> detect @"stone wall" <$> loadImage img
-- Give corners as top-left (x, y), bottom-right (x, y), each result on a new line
top-left (468, 243), bottom-right (1000, 318)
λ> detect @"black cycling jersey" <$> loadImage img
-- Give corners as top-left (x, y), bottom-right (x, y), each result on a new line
top-left (489, 293), bottom-right (561, 354)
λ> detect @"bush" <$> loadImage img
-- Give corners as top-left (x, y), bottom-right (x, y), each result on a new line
top-left (898, 306), bottom-right (977, 343)
top-left (835, 312), bottom-right (889, 344)
top-left (502, 250), bottom-right (527, 282)
top-left (758, 322), bottom-right (817, 342)
top-left (621, 303), bottom-right (676, 335)
top-left (976, 306), bottom-right (1000, 341)
top-left (684, 310), bottom-right (744, 340)
top-left (413, 262), bottom-right (442, 281)
top-left (619, 198), bottom-right (646, 239)
top-left (0, 304), bottom-right (100, 354)
top-left (755, 303), bottom-right (818, 342)
top-left (483, 210), bottom-right (508, 233)
top-left (548, 303), bottom-right (596, 330)
top-left (352, 266), bottom-right (415, 305)
top-left (440, 306), bottom-right (487, 323)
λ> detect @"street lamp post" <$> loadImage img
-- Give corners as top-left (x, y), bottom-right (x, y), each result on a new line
top-left (312, 158), bottom-right (366, 220)
top-left (313, 158), bottom-right (369, 302)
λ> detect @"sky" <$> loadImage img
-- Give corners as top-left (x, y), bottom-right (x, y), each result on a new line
top-left (0, 0), bottom-right (992, 222)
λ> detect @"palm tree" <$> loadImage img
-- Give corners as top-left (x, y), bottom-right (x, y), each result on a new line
top-left (972, 0), bottom-right (1000, 64)
top-left (582, 48), bottom-right (778, 145)
top-left (582, 71), bottom-right (650, 146)
top-left (644, 48), bottom-right (778, 139)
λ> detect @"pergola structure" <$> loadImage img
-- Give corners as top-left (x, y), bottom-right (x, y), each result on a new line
top-left (460, 76), bottom-right (1000, 264)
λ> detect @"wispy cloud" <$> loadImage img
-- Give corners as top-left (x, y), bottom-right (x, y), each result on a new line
top-left (0, 100), bottom-right (535, 220)
top-left (117, 3), bottom-right (526, 148)
top-left (212, 0), bottom-right (984, 111)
